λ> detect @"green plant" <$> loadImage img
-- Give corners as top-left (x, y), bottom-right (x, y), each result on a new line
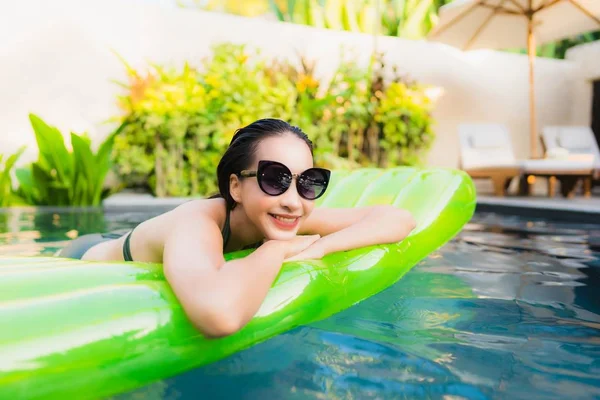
top-left (268, 48), bottom-right (436, 168)
top-left (182, 0), bottom-right (595, 60)
top-left (375, 81), bottom-right (435, 166)
top-left (268, 0), bottom-right (451, 39)
top-left (113, 43), bottom-right (297, 197)
top-left (16, 114), bottom-right (117, 206)
top-left (112, 43), bottom-right (436, 197)
top-left (510, 30), bottom-right (600, 59)
top-left (0, 146), bottom-right (26, 207)
top-left (178, 0), bottom-right (452, 39)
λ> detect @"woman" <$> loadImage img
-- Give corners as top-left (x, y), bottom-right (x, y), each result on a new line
top-left (60, 118), bottom-right (416, 338)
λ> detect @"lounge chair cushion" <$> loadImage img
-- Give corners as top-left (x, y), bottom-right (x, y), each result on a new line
top-left (459, 124), bottom-right (519, 170)
top-left (558, 131), bottom-right (594, 151)
top-left (470, 134), bottom-right (505, 149)
top-left (522, 158), bottom-right (594, 173)
top-left (543, 126), bottom-right (600, 169)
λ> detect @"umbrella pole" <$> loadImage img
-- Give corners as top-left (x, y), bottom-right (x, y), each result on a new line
top-left (527, 15), bottom-right (538, 159)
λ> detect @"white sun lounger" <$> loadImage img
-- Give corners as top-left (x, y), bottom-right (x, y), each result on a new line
top-left (459, 124), bottom-right (595, 197)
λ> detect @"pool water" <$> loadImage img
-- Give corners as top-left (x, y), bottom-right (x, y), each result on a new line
top-left (1, 208), bottom-right (599, 399)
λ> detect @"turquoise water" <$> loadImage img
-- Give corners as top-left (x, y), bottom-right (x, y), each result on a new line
top-left (1, 208), bottom-right (599, 399)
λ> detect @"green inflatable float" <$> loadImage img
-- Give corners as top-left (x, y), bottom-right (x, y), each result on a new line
top-left (0, 167), bottom-right (476, 400)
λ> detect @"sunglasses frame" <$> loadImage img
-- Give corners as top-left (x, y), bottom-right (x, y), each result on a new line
top-left (239, 160), bottom-right (331, 200)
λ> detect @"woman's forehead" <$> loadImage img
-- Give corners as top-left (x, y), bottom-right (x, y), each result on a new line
top-left (253, 135), bottom-right (313, 172)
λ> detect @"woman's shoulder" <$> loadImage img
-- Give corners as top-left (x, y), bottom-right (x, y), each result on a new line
top-left (131, 198), bottom-right (227, 261)
top-left (167, 197), bottom-right (227, 231)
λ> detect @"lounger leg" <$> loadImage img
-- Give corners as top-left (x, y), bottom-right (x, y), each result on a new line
top-left (547, 176), bottom-right (557, 198)
top-left (559, 177), bottom-right (578, 198)
top-left (518, 175), bottom-right (526, 196)
top-left (519, 175), bottom-right (533, 196)
top-left (505, 177), bottom-right (514, 192)
top-left (583, 177), bottom-right (592, 198)
top-left (491, 176), bottom-right (507, 196)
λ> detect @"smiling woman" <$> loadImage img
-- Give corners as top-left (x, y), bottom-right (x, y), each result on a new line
top-left (0, 163), bottom-right (476, 400)
top-left (58, 118), bottom-right (417, 338)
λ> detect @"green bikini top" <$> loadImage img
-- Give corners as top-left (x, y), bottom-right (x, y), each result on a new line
top-left (122, 209), bottom-right (260, 262)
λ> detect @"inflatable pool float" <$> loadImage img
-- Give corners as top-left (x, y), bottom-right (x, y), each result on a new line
top-left (0, 167), bottom-right (476, 400)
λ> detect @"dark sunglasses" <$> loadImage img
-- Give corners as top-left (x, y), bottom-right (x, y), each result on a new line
top-left (238, 160), bottom-right (331, 200)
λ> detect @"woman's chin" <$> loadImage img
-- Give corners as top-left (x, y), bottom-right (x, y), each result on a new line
top-left (263, 215), bottom-right (301, 241)
top-left (263, 225), bottom-right (299, 241)
top-left (265, 230), bottom-right (298, 241)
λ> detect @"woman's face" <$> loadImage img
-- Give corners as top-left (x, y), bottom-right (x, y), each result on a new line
top-left (233, 133), bottom-right (316, 241)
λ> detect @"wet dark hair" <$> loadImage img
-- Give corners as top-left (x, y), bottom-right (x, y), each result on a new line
top-left (211, 118), bottom-right (313, 210)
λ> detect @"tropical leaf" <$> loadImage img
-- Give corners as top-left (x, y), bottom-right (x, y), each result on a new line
top-left (399, 0), bottom-right (434, 39)
top-left (71, 133), bottom-right (96, 205)
top-left (324, 0), bottom-right (343, 30)
top-left (341, 0), bottom-right (361, 32)
top-left (269, 0), bottom-right (286, 21)
top-left (28, 113), bottom-right (72, 185)
top-left (15, 167), bottom-right (39, 205)
top-left (13, 115), bottom-right (117, 206)
top-left (287, 0), bottom-right (297, 20)
top-left (0, 147), bottom-right (26, 206)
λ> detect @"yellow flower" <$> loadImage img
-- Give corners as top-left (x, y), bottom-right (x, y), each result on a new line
top-left (296, 74), bottom-right (318, 93)
top-left (296, 81), bottom-right (307, 92)
top-left (204, 75), bottom-right (221, 88)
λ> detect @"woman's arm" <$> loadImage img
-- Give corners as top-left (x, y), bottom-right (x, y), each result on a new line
top-left (163, 213), bottom-right (319, 338)
top-left (290, 205), bottom-right (416, 260)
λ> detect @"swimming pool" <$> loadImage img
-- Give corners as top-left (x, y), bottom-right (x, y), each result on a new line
top-left (1, 207), bottom-right (598, 399)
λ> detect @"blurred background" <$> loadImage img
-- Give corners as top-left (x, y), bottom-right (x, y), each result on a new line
top-left (0, 0), bottom-right (599, 202)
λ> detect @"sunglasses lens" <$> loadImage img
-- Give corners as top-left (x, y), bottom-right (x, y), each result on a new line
top-left (298, 169), bottom-right (329, 200)
top-left (260, 163), bottom-right (291, 195)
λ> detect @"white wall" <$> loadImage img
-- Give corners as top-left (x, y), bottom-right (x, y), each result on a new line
top-left (0, 0), bottom-right (583, 170)
top-left (566, 40), bottom-right (600, 125)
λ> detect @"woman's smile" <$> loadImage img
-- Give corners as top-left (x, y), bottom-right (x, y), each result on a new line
top-left (269, 213), bottom-right (301, 229)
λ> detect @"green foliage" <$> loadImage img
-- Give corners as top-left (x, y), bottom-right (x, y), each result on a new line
top-left (113, 44), bottom-right (297, 197)
top-left (375, 81), bottom-right (435, 166)
top-left (206, 0), bottom-right (455, 39)
top-left (516, 30), bottom-right (600, 59)
top-left (179, 0), bottom-right (453, 39)
top-left (183, 1), bottom-right (597, 60)
top-left (0, 147), bottom-right (26, 207)
top-left (112, 43), bottom-right (436, 197)
top-left (15, 114), bottom-right (118, 206)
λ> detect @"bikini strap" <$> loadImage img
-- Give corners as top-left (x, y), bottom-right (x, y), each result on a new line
top-left (122, 209), bottom-right (231, 261)
top-left (123, 230), bottom-right (134, 262)
top-left (221, 209), bottom-right (263, 251)
top-left (221, 209), bottom-right (231, 251)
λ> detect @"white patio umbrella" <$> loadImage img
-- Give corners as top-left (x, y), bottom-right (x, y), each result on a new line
top-left (428, 0), bottom-right (600, 158)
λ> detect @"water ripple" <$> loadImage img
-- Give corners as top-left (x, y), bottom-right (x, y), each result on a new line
top-left (1, 209), bottom-right (600, 399)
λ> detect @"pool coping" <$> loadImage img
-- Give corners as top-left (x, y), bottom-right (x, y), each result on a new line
top-left (2, 192), bottom-right (599, 223)
top-left (475, 196), bottom-right (600, 223)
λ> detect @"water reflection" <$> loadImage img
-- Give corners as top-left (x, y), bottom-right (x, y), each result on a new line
top-left (0, 208), bottom-right (164, 256)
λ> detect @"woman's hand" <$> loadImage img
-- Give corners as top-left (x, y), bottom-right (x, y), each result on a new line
top-left (297, 205), bottom-right (416, 258)
top-left (284, 240), bottom-right (325, 262)
top-left (277, 234), bottom-right (321, 260)
top-left (284, 235), bottom-right (321, 260)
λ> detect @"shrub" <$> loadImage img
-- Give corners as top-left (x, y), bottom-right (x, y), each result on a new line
top-left (112, 43), bottom-right (436, 197)
top-left (15, 114), bottom-right (117, 206)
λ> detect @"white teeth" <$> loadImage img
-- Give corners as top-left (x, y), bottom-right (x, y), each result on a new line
top-left (273, 215), bottom-right (297, 223)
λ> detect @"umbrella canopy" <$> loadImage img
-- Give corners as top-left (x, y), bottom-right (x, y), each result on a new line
top-left (428, 0), bottom-right (600, 158)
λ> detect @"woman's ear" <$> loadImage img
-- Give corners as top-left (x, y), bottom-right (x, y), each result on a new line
top-left (229, 174), bottom-right (242, 204)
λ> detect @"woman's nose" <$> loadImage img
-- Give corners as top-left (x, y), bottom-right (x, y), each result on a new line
top-left (279, 181), bottom-right (302, 210)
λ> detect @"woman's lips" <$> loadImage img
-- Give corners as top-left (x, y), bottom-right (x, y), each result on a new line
top-left (269, 213), bottom-right (300, 230)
